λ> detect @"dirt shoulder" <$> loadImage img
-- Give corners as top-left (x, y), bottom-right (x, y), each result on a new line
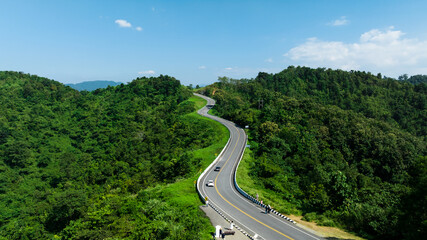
top-left (289, 215), bottom-right (365, 240)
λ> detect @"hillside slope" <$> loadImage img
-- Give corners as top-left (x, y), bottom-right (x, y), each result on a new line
top-left (199, 67), bottom-right (426, 239)
top-left (0, 71), bottom-right (223, 239)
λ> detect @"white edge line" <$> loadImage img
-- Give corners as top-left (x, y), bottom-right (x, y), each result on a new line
top-left (209, 201), bottom-right (265, 240)
top-left (195, 93), bottom-right (231, 204)
top-left (195, 94), bottom-right (321, 240)
top-left (232, 126), bottom-right (322, 240)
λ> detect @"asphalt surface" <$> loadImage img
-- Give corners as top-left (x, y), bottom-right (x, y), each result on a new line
top-left (199, 205), bottom-right (250, 240)
top-left (195, 93), bottom-right (324, 240)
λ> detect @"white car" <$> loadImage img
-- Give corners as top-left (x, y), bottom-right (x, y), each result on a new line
top-left (206, 180), bottom-right (214, 187)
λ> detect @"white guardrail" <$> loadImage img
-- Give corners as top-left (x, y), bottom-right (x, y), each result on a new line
top-left (195, 94), bottom-right (296, 236)
top-left (195, 122), bottom-right (231, 203)
top-left (233, 134), bottom-right (296, 224)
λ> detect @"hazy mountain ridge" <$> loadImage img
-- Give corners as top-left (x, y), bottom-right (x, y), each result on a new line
top-left (0, 71), bottom-right (218, 239)
top-left (66, 80), bottom-right (122, 91)
top-left (398, 74), bottom-right (427, 85)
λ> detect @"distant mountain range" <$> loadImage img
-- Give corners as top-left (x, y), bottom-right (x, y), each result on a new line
top-left (66, 80), bottom-right (122, 91)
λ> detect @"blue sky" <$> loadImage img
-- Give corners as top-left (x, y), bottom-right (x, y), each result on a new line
top-left (1, 0), bottom-right (427, 85)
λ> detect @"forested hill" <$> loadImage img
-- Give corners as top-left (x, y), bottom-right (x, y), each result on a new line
top-left (0, 71), bottom-right (218, 239)
top-left (213, 66), bottom-right (426, 136)
top-left (199, 67), bottom-right (426, 239)
top-left (398, 74), bottom-right (427, 85)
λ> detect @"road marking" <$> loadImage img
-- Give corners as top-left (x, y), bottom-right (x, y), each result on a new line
top-left (208, 201), bottom-right (265, 240)
top-left (197, 94), bottom-right (320, 240)
top-left (214, 125), bottom-right (294, 240)
top-left (229, 131), bottom-right (321, 240)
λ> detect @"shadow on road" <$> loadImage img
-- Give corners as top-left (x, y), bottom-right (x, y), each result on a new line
top-left (325, 238), bottom-right (354, 240)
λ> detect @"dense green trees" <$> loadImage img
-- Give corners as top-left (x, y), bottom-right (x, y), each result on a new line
top-left (399, 74), bottom-right (427, 85)
top-left (0, 71), bottom-right (216, 239)
top-left (200, 67), bottom-right (426, 239)
top-left (1, 68), bottom-right (425, 239)
top-left (206, 66), bottom-right (426, 136)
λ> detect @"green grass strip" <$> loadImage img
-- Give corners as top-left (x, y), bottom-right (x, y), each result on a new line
top-left (159, 95), bottom-right (229, 239)
top-left (236, 148), bottom-right (300, 215)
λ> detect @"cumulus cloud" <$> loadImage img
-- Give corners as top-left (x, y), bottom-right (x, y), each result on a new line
top-left (115, 19), bottom-right (132, 28)
top-left (225, 67), bottom-right (233, 70)
top-left (329, 16), bottom-right (349, 26)
top-left (285, 27), bottom-right (427, 76)
top-left (138, 70), bottom-right (155, 75)
top-left (198, 66), bottom-right (206, 69)
top-left (136, 26), bottom-right (143, 31)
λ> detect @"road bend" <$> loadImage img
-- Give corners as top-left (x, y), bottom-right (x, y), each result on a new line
top-left (195, 93), bottom-right (323, 240)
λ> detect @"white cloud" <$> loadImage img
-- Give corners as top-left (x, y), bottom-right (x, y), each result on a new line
top-left (225, 67), bottom-right (233, 70)
top-left (136, 26), bottom-right (143, 31)
top-left (138, 70), bottom-right (155, 75)
top-left (329, 16), bottom-right (349, 26)
top-left (360, 26), bottom-right (403, 43)
top-left (198, 66), bottom-right (206, 69)
top-left (265, 58), bottom-right (273, 63)
top-left (285, 27), bottom-right (427, 76)
top-left (115, 19), bottom-right (132, 28)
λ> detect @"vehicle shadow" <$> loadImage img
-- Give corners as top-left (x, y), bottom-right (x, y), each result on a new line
top-left (325, 238), bottom-right (354, 240)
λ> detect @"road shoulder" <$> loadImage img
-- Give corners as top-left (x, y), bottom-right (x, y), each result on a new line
top-left (200, 205), bottom-right (251, 240)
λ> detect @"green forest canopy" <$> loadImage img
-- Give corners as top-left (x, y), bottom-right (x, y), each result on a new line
top-left (199, 66), bottom-right (426, 239)
top-left (0, 71), bottom-right (220, 239)
top-left (1, 68), bottom-right (426, 239)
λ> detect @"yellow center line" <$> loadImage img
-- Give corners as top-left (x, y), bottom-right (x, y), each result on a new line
top-left (214, 125), bottom-right (294, 240)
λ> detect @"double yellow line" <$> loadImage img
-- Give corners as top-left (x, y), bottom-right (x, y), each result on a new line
top-left (214, 125), bottom-right (294, 240)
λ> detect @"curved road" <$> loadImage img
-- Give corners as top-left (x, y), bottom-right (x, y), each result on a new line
top-left (195, 93), bottom-right (323, 240)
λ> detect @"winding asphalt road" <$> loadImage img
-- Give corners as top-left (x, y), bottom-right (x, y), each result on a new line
top-left (195, 93), bottom-right (323, 240)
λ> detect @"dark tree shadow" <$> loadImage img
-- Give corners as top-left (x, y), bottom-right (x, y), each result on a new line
top-left (325, 238), bottom-right (354, 240)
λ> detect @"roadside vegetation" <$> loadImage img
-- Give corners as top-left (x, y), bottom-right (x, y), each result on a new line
top-left (0, 71), bottom-right (228, 239)
top-left (200, 66), bottom-right (426, 239)
top-left (237, 148), bottom-right (364, 239)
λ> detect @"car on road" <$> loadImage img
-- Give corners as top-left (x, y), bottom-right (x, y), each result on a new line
top-left (206, 180), bottom-right (214, 187)
top-left (214, 166), bottom-right (221, 171)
